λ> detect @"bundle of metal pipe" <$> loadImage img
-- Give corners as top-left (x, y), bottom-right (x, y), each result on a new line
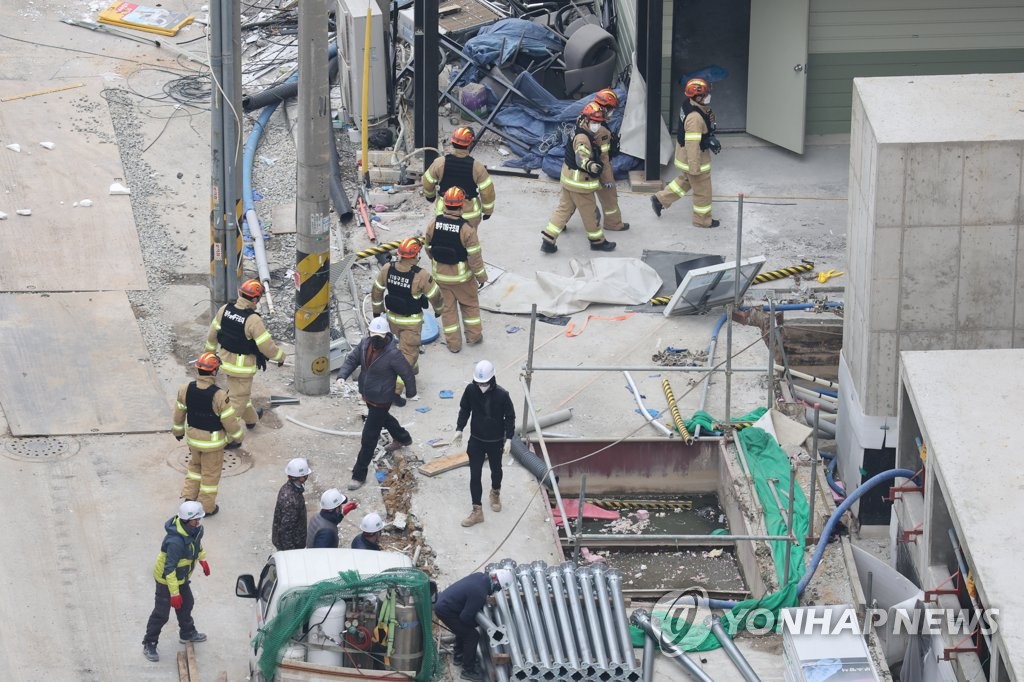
top-left (482, 559), bottom-right (640, 681)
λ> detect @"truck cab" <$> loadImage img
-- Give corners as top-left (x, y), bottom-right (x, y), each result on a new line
top-left (237, 548), bottom-right (434, 681)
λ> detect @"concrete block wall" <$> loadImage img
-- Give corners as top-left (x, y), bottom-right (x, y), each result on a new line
top-left (843, 73), bottom-right (1024, 419)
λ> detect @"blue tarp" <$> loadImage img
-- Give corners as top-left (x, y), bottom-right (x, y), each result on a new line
top-left (462, 19), bottom-right (563, 69)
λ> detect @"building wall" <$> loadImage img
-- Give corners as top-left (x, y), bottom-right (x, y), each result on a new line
top-left (614, 0), bottom-right (674, 118)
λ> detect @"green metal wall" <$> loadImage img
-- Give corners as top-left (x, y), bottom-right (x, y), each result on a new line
top-left (805, 48), bottom-right (1024, 134)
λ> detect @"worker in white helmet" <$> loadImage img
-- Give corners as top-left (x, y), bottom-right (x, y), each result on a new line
top-left (434, 568), bottom-right (514, 681)
top-left (307, 488), bottom-right (358, 548)
top-left (272, 458), bottom-right (312, 551)
top-left (352, 512), bottom-right (384, 551)
top-left (451, 360), bottom-right (516, 528)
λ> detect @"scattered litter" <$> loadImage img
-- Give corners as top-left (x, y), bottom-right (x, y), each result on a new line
top-left (426, 438), bottom-right (448, 448)
top-left (109, 182), bottom-right (131, 195)
top-left (39, 141), bottom-right (55, 150)
top-left (438, 390), bottom-right (454, 399)
top-left (0, 212), bottom-right (7, 220)
top-left (705, 548), bottom-right (724, 558)
top-left (252, 190), bottom-right (264, 201)
top-left (647, 373), bottom-right (661, 378)
top-left (666, 346), bottom-right (688, 353)
top-left (375, 471), bottom-right (387, 482)
top-left (16, 209), bottom-right (31, 216)
top-left (537, 314), bottom-right (571, 326)
top-left (374, 204), bottom-right (389, 212)
top-left (498, 146), bottom-right (510, 156)
top-left (579, 547), bottom-right (606, 564)
top-left (6, 144), bottom-right (21, 153)
top-left (260, 156), bottom-right (276, 166)
top-left (390, 511), bottom-right (408, 530)
top-left (381, 185), bottom-right (393, 191)
top-left (625, 386), bottom-right (646, 399)
top-left (634, 509), bottom-right (650, 521)
top-left (77, 199), bottom-right (94, 207)
top-left (505, 324), bottom-right (523, 334)
top-left (414, 406), bottom-right (431, 413)
top-left (633, 407), bottom-right (659, 418)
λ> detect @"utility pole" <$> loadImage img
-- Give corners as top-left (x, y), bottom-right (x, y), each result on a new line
top-left (208, 0), bottom-right (227, 311)
top-left (293, 0), bottom-right (331, 395)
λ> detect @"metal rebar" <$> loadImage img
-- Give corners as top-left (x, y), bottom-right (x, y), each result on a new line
top-left (606, 569), bottom-right (638, 671)
top-left (767, 299), bottom-right (776, 408)
top-left (724, 192), bottom-right (744, 433)
top-left (561, 562), bottom-right (593, 668)
top-left (808, 403), bottom-right (820, 546)
top-left (590, 563), bottom-right (623, 667)
top-left (573, 475), bottom-right (587, 565)
top-left (529, 364), bottom-right (765, 373)
top-left (531, 561), bottom-right (565, 669)
top-left (547, 566), bottom-right (580, 670)
top-left (784, 463), bottom-right (797, 585)
top-left (630, 609), bottom-right (713, 682)
top-left (710, 617), bottom-right (761, 681)
top-left (521, 303), bottom-right (538, 435)
top-left (573, 533), bottom-right (792, 545)
top-left (516, 565), bottom-right (552, 670)
top-left (577, 565), bottom-right (609, 670)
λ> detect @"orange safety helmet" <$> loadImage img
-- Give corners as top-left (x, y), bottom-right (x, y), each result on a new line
top-left (684, 78), bottom-right (710, 100)
top-left (450, 127), bottom-right (475, 148)
top-left (594, 88), bottom-right (618, 109)
top-left (195, 352), bottom-right (221, 373)
top-left (580, 101), bottom-right (607, 123)
top-left (239, 278), bottom-right (264, 300)
top-left (397, 237), bottom-right (422, 259)
top-left (443, 186), bottom-right (466, 210)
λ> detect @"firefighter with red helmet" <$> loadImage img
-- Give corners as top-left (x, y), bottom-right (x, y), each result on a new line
top-left (591, 88), bottom-right (629, 232)
top-left (541, 102), bottom-right (617, 253)
top-left (370, 237), bottom-right (444, 402)
top-left (204, 279), bottom-right (285, 433)
top-left (171, 352), bottom-right (245, 515)
top-left (424, 187), bottom-right (488, 353)
top-left (651, 78), bottom-right (721, 228)
top-left (423, 127), bottom-right (496, 228)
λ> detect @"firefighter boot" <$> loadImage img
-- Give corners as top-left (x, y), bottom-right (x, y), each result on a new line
top-left (590, 240), bottom-right (617, 252)
top-left (490, 490), bottom-right (502, 512)
top-left (650, 195), bottom-right (663, 217)
top-left (461, 505), bottom-right (484, 527)
top-left (540, 239), bottom-right (558, 254)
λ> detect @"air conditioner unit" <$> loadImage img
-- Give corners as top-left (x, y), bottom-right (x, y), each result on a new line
top-left (336, 0), bottom-right (387, 122)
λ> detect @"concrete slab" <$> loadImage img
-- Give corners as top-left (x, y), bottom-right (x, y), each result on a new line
top-left (0, 80), bottom-right (147, 292)
top-left (0, 291), bottom-right (167, 435)
top-left (900, 349), bottom-right (1024, 680)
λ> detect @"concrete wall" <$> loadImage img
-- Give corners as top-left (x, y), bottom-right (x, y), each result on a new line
top-left (843, 73), bottom-right (1024, 421)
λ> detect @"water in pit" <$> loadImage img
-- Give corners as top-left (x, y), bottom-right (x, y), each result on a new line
top-left (564, 493), bottom-right (748, 597)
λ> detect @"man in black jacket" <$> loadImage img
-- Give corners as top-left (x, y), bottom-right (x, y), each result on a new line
top-left (434, 568), bottom-right (514, 681)
top-left (338, 316), bottom-right (417, 491)
top-left (452, 359), bottom-right (515, 527)
top-left (272, 457), bottom-right (311, 551)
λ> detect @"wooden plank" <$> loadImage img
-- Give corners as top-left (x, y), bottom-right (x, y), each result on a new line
top-left (0, 291), bottom-right (169, 435)
top-left (417, 450), bottom-right (468, 477)
top-left (0, 79), bottom-right (147, 291)
top-left (177, 650), bottom-right (189, 681)
top-left (186, 642), bottom-right (200, 682)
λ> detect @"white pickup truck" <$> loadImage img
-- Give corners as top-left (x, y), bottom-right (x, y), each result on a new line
top-left (236, 548), bottom-right (438, 682)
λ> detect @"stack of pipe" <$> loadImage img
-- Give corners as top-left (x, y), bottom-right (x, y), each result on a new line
top-left (478, 559), bottom-right (640, 681)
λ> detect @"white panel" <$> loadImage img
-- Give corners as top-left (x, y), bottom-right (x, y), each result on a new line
top-left (746, 0), bottom-right (809, 153)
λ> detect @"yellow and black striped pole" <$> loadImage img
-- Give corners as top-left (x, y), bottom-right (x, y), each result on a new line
top-left (752, 260), bottom-right (814, 285)
top-left (661, 378), bottom-right (694, 445)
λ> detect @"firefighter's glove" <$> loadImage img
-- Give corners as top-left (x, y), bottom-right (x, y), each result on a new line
top-left (452, 431), bottom-right (463, 447)
top-left (342, 501), bottom-right (358, 515)
top-left (170, 594), bottom-right (183, 610)
top-left (424, 194), bottom-right (435, 203)
top-left (588, 161), bottom-right (604, 177)
top-left (482, 213), bottom-right (491, 220)
top-left (175, 435), bottom-right (184, 442)
top-left (255, 354), bottom-right (268, 372)
top-left (477, 280), bottom-right (485, 290)
top-left (708, 134), bottom-right (722, 155)
top-left (602, 182), bottom-right (614, 190)
top-left (277, 359), bottom-right (285, 368)
top-left (200, 560), bottom-right (211, 576)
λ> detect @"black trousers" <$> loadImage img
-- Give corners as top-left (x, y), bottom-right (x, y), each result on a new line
top-left (143, 581), bottom-right (196, 645)
top-left (352, 403), bottom-right (410, 482)
top-left (468, 437), bottom-right (503, 506)
top-left (436, 609), bottom-right (479, 668)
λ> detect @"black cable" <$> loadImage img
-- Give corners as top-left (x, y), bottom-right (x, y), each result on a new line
top-left (0, 30), bottom-right (192, 71)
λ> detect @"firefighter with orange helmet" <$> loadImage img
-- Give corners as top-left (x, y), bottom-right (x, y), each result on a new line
top-left (541, 102), bottom-right (617, 253)
top-left (171, 352), bottom-right (245, 515)
top-left (424, 186), bottom-right (488, 353)
top-left (204, 279), bottom-right (285, 432)
top-left (590, 88), bottom-right (629, 232)
top-left (423, 127), bottom-right (496, 228)
top-left (651, 78), bottom-right (721, 228)
top-left (371, 237), bottom-right (444, 402)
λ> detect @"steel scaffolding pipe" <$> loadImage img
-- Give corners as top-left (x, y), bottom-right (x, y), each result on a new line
top-left (516, 565), bottom-right (552, 671)
top-left (529, 364), bottom-right (765, 373)
top-left (589, 564), bottom-right (624, 668)
top-left (531, 561), bottom-right (566, 670)
top-left (607, 568), bottom-right (639, 671)
top-left (641, 633), bottom-right (656, 682)
top-left (630, 609), bottom-right (713, 682)
top-left (560, 562), bottom-right (594, 668)
top-left (547, 565), bottom-right (581, 670)
top-left (483, 605), bottom-right (513, 682)
top-left (576, 565), bottom-right (610, 670)
top-left (475, 611), bottom-right (506, 644)
top-left (710, 616), bottom-right (761, 681)
top-left (501, 560), bottom-right (539, 672)
top-left (491, 578), bottom-right (526, 671)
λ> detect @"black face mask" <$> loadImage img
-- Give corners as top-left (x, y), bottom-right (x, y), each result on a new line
top-left (370, 336), bottom-right (386, 348)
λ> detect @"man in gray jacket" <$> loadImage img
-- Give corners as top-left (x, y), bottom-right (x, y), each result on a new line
top-left (339, 316), bottom-right (417, 490)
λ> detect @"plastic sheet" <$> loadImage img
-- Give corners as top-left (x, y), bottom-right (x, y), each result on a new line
top-left (462, 18), bottom-right (563, 69)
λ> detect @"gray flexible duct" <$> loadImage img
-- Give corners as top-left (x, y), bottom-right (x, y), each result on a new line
top-left (509, 435), bottom-right (558, 487)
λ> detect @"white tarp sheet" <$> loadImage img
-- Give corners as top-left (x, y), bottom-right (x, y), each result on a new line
top-left (619, 56), bottom-right (675, 165)
top-left (478, 257), bottom-right (663, 316)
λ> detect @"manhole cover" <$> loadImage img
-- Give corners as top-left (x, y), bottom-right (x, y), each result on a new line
top-left (3, 436), bottom-right (79, 462)
top-left (168, 446), bottom-right (253, 477)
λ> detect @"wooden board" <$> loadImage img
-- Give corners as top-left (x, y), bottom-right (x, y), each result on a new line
top-left (185, 642), bottom-right (199, 682)
top-left (271, 202), bottom-right (296, 234)
top-left (417, 450), bottom-right (468, 477)
top-left (177, 650), bottom-right (189, 681)
top-left (0, 291), bottom-right (169, 435)
top-left (0, 80), bottom-right (147, 291)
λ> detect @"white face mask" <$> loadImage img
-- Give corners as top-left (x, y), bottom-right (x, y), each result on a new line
top-left (702, 94), bottom-right (711, 105)
top-left (588, 122), bottom-right (601, 133)
top-left (476, 382), bottom-right (491, 393)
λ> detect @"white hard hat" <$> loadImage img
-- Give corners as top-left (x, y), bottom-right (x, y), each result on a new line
top-left (490, 568), bottom-right (515, 591)
top-left (360, 512), bottom-right (385, 533)
top-left (369, 316), bottom-right (390, 336)
top-left (285, 457), bottom-right (311, 478)
top-left (473, 359), bottom-right (495, 383)
top-left (320, 488), bottom-right (347, 510)
top-left (178, 500), bottom-right (205, 521)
